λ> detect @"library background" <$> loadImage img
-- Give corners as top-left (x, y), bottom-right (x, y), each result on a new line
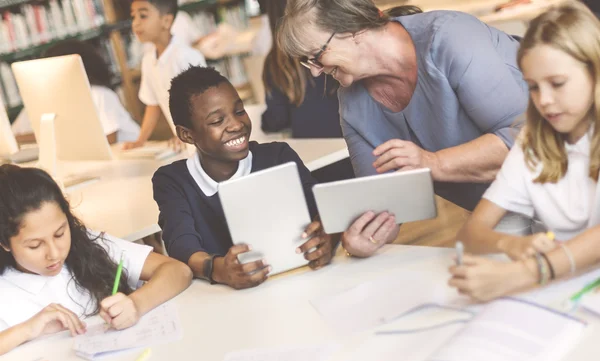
top-left (0, 0), bottom-right (263, 139)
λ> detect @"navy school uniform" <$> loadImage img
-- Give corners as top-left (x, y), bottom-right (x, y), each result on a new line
top-left (152, 141), bottom-right (318, 263)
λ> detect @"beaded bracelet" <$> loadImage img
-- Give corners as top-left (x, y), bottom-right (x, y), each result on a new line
top-left (534, 252), bottom-right (550, 285)
top-left (558, 243), bottom-right (576, 275)
top-left (540, 252), bottom-right (555, 280)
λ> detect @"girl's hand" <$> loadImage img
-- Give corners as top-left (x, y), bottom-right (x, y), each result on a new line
top-left (99, 293), bottom-right (141, 330)
top-left (448, 255), bottom-right (534, 302)
top-left (24, 303), bottom-right (86, 340)
top-left (497, 232), bottom-right (557, 260)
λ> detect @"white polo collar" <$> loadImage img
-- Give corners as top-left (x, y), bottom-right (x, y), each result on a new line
top-left (1, 265), bottom-right (68, 295)
top-left (187, 151), bottom-right (253, 197)
top-left (149, 36), bottom-right (180, 65)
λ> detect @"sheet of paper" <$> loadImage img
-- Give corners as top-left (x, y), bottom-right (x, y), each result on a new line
top-left (428, 298), bottom-right (586, 361)
top-left (224, 344), bottom-right (340, 361)
top-left (310, 270), bottom-right (453, 335)
top-left (580, 290), bottom-right (600, 316)
top-left (73, 302), bottom-right (182, 357)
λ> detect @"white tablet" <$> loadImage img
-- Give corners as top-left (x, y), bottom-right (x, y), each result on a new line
top-left (218, 162), bottom-right (311, 275)
top-left (313, 168), bottom-right (437, 234)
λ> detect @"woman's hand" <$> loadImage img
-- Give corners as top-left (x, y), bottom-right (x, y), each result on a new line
top-left (24, 303), bottom-right (87, 340)
top-left (373, 139), bottom-right (440, 174)
top-left (448, 255), bottom-right (535, 301)
top-left (497, 232), bottom-right (557, 260)
top-left (99, 293), bottom-right (141, 330)
top-left (342, 211), bottom-right (397, 258)
top-left (296, 220), bottom-right (336, 270)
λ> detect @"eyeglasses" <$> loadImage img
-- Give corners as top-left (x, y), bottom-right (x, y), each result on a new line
top-left (300, 32), bottom-right (336, 70)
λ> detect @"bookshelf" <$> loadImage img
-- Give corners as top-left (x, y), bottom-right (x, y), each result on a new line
top-left (0, 0), bottom-right (255, 124)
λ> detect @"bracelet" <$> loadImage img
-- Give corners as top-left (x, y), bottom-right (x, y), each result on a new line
top-left (540, 252), bottom-right (555, 280)
top-left (558, 243), bottom-right (576, 275)
top-left (534, 252), bottom-right (550, 285)
top-left (203, 254), bottom-right (219, 285)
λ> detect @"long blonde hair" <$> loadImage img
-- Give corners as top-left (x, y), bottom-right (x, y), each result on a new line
top-left (518, 1), bottom-right (600, 183)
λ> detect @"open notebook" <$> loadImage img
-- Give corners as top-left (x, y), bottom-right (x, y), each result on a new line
top-left (73, 302), bottom-right (182, 360)
top-left (424, 298), bottom-right (586, 361)
top-left (342, 298), bottom-right (586, 361)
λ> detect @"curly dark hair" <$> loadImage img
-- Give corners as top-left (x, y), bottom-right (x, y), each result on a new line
top-left (169, 65), bottom-right (230, 129)
top-left (0, 165), bottom-right (133, 316)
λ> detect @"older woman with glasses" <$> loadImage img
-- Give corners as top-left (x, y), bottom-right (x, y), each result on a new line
top-left (278, 0), bottom-right (530, 257)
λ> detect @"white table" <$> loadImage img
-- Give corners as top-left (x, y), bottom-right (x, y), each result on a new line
top-left (4, 245), bottom-right (600, 361)
top-left (62, 138), bottom-right (348, 241)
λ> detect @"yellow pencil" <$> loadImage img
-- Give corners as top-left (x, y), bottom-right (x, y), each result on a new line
top-left (135, 348), bottom-right (152, 361)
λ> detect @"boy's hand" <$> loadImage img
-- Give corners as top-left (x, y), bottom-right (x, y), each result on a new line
top-left (212, 244), bottom-right (271, 290)
top-left (297, 221), bottom-right (335, 270)
top-left (99, 293), bottom-right (141, 330)
top-left (24, 303), bottom-right (86, 340)
top-left (122, 140), bottom-right (145, 150)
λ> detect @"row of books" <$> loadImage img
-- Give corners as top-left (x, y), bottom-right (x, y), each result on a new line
top-left (217, 4), bottom-right (248, 31)
top-left (0, 61), bottom-right (21, 108)
top-left (210, 55), bottom-right (248, 87)
top-left (0, 0), bottom-right (106, 54)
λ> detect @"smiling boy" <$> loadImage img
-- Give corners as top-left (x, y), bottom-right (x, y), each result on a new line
top-left (152, 66), bottom-right (338, 289)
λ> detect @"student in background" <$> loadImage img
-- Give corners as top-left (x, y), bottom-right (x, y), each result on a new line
top-left (449, 2), bottom-right (600, 301)
top-left (153, 66), bottom-right (346, 289)
top-left (260, 0), bottom-right (342, 138)
top-left (123, 0), bottom-right (206, 150)
top-left (11, 40), bottom-right (140, 145)
top-left (0, 165), bottom-right (192, 355)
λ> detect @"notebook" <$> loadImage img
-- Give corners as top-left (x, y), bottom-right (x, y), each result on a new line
top-left (424, 298), bottom-right (586, 361)
top-left (340, 298), bottom-right (586, 361)
top-left (72, 302), bottom-right (182, 360)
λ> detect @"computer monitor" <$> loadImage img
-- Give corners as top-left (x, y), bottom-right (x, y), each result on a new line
top-left (11, 55), bottom-right (113, 161)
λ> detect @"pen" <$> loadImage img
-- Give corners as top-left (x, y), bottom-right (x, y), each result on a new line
top-left (455, 241), bottom-right (464, 266)
top-left (112, 251), bottom-right (125, 295)
top-left (135, 348), bottom-right (152, 361)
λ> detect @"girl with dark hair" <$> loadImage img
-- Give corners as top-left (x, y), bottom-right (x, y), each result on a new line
top-left (0, 164), bottom-right (192, 355)
top-left (11, 40), bottom-right (140, 145)
top-left (261, 0), bottom-right (342, 138)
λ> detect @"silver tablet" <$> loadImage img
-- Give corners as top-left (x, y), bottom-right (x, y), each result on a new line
top-left (218, 162), bottom-right (311, 275)
top-left (313, 168), bottom-right (437, 234)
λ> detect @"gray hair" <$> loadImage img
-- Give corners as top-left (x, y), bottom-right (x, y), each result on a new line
top-left (277, 0), bottom-right (421, 57)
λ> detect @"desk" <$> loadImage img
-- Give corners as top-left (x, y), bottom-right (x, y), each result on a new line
top-left (63, 138), bottom-right (348, 242)
top-left (4, 245), bottom-right (600, 361)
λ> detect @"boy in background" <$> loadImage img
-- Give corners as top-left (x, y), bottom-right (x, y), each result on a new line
top-left (124, 0), bottom-right (206, 150)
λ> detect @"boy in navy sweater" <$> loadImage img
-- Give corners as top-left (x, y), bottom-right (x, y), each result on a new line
top-left (152, 66), bottom-right (338, 289)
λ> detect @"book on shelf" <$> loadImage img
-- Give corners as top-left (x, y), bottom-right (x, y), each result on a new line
top-left (0, 0), bottom-right (106, 54)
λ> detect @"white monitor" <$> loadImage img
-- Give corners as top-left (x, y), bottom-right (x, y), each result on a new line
top-left (11, 55), bottom-right (113, 161)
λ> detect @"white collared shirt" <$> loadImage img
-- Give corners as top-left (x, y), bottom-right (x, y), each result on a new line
top-left (138, 36), bottom-right (206, 134)
top-left (186, 151), bottom-right (253, 196)
top-left (484, 128), bottom-right (598, 240)
top-left (0, 231), bottom-right (152, 331)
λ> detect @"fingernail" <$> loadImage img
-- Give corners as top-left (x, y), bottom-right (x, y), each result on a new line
top-left (296, 248), bottom-right (301, 254)
top-left (301, 232), bottom-right (307, 239)
top-left (268, 266), bottom-right (273, 272)
top-left (248, 245), bottom-right (252, 251)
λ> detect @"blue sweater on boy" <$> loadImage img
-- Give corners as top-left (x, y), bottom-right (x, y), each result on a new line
top-left (152, 141), bottom-right (318, 264)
